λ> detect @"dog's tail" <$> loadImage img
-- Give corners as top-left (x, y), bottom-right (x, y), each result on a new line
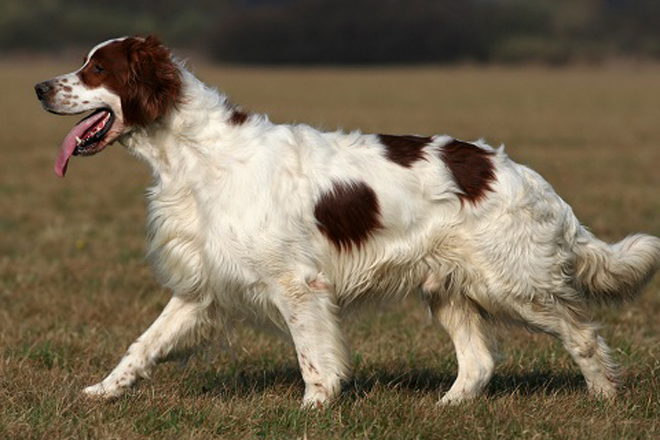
top-left (574, 230), bottom-right (660, 305)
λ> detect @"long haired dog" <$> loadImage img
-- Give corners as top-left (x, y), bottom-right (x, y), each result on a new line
top-left (35, 36), bottom-right (660, 406)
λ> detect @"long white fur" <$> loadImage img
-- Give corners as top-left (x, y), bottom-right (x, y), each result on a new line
top-left (47, 44), bottom-right (660, 406)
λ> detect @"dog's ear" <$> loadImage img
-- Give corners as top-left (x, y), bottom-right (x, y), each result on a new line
top-left (122, 35), bottom-right (182, 127)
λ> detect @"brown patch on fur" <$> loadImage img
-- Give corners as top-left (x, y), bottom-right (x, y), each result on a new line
top-left (378, 134), bottom-right (432, 168)
top-left (63, 85), bottom-right (72, 92)
top-left (440, 139), bottom-right (496, 205)
top-left (77, 35), bottom-right (182, 127)
top-left (300, 353), bottom-right (320, 375)
top-left (229, 108), bottom-right (249, 125)
top-left (314, 180), bottom-right (383, 251)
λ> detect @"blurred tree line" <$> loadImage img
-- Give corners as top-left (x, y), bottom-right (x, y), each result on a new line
top-left (2, 0), bottom-right (659, 64)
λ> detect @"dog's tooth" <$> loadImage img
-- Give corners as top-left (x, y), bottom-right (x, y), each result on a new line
top-left (75, 136), bottom-right (83, 145)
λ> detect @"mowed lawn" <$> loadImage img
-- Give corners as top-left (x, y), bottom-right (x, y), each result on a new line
top-left (1, 61), bottom-right (660, 439)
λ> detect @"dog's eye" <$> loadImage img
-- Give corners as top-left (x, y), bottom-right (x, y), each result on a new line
top-left (92, 64), bottom-right (106, 74)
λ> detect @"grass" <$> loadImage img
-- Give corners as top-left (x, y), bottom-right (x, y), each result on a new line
top-left (1, 60), bottom-right (660, 439)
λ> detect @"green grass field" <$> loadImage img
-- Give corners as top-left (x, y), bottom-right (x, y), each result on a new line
top-left (1, 61), bottom-right (660, 439)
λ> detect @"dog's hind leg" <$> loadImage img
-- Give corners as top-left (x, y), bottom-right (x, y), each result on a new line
top-left (83, 295), bottom-right (214, 399)
top-left (431, 296), bottom-right (498, 405)
top-left (513, 300), bottom-right (619, 398)
top-left (273, 274), bottom-right (351, 408)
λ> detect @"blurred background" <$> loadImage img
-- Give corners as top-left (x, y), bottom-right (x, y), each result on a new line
top-left (2, 0), bottom-right (660, 65)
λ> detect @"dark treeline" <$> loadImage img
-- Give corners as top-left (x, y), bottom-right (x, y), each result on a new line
top-left (2, 0), bottom-right (659, 64)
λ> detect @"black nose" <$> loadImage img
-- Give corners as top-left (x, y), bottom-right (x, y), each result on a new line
top-left (35, 82), bottom-right (50, 100)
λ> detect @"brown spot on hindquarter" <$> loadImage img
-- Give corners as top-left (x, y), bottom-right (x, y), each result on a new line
top-left (378, 134), bottom-right (432, 168)
top-left (314, 180), bottom-right (383, 251)
top-left (440, 139), bottom-right (496, 205)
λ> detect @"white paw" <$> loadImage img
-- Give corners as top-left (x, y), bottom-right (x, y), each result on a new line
top-left (301, 396), bottom-right (328, 409)
top-left (589, 382), bottom-right (617, 399)
top-left (302, 385), bottom-right (331, 409)
top-left (82, 382), bottom-right (125, 399)
top-left (437, 395), bottom-right (462, 406)
top-left (437, 390), bottom-right (476, 406)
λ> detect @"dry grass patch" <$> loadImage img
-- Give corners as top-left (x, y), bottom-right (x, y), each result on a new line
top-left (1, 61), bottom-right (660, 439)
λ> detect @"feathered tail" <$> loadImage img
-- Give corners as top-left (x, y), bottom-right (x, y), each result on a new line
top-left (574, 232), bottom-right (660, 305)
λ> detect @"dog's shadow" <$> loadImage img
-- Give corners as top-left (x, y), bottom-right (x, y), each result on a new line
top-left (189, 363), bottom-right (597, 401)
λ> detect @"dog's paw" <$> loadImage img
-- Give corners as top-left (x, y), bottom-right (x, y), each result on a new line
top-left (82, 382), bottom-right (125, 400)
top-left (437, 391), bottom-right (475, 406)
top-left (301, 385), bottom-right (331, 409)
top-left (301, 397), bottom-right (328, 410)
top-left (437, 396), bottom-right (463, 406)
top-left (301, 398), bottom-right (329, 410)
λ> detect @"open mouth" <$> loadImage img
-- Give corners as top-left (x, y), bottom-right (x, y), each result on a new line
top-left (74, 109), bottom-right (115, 156)
top-left (55, 108), bottom-right (115, 177)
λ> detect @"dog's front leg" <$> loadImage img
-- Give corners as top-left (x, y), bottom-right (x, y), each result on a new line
top-left (84, 295), bottom-right (212, 399)
top-left (273, 275), bottom-right (351, 408)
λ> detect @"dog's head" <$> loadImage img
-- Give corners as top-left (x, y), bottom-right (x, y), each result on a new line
top-left (35, 36), bottom-right (182, 177)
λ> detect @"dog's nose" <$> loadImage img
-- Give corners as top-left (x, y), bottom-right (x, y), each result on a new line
top-left (35, 82), bottom-right (51, 100)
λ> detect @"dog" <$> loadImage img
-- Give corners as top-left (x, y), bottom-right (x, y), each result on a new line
top-left (35, 36), bottom-right (660, 406)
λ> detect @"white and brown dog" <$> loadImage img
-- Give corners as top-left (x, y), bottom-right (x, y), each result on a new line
top-left (36, 36), bottom-right (660, 406)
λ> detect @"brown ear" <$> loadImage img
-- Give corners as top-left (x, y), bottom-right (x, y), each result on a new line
top-left (122, 35), bottom-right (182, 127)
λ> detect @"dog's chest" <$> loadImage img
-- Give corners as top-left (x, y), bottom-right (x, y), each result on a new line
top-left (145, 185), bottom-right (208, 294)
top-left (145, 181), bottom-right (283, 295)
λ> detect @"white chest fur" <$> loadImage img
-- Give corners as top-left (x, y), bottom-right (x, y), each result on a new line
top-left (146, 183), bottom-right (207, 296)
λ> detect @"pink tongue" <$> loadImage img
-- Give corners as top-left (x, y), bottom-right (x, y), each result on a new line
top-left (55, 111), bottom-right (108, 177)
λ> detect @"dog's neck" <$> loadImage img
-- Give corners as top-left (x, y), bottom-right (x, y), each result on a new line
top-left (119, 68), bottom-right (264, 186)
